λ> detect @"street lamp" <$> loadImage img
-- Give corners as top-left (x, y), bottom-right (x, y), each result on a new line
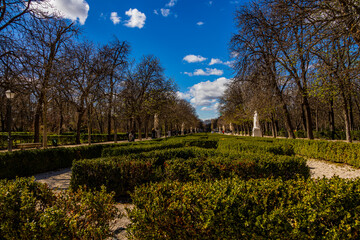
top-left (5, 90), bottom-right (15, 152)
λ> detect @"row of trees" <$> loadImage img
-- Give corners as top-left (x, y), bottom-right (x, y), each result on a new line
top-left (220, 0), bottom-right (360, 142)
top-left (0, 0), bottom-right (200, 145)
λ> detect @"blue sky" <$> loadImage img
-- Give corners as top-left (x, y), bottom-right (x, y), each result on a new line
top-left (35, 0), bottom-right (248, 120)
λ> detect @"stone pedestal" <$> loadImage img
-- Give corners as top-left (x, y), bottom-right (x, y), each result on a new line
top-left (252, 127), bottom-right (262, 137)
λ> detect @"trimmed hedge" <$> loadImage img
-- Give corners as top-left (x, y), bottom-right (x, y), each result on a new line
top-left (71, 147), bottom-right (309, 199)
top-left (275, 139), bottom-right (360, 167)
top-left (217, 138), bottom-right (295, 156)
top-left (0, 177), bottom-right (119, 239)
top-left (128, 177), bottom-right (360, 239)
top-left (0, 143), bottom-right (122, 179)
top-left (165, 154), bottom-right (309, 181)
top-left (101, 142), bottom-right (185, 157)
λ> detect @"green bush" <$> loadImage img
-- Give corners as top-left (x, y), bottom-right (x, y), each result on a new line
top-left (71, 158), bottom-right (162, 199)
top-left (276, 139), bottom-right (360, 167)
top-left (101, 142), bottom-right (185, 157)
top-left (71, 146), bottom-right (309, 199)
top-left (0, 143), bottom-right (120, 179)
top-left (164, 154), bottom-right (309, 181)
top-left (0, 177), bottom-right (119, 239)
top-left (217, 138), bottom-right (295, 156)
top-left (128, 177), bottom-right (360, 239)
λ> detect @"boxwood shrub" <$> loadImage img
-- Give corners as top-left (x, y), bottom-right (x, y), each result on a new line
top-left (0, 177), bottom-right (119, 239)
top-left (128, 177), bottom-right (360, 239)
top-left (0, 143), bottom-right (121, 179)
top-left (71, 147), bottom-right (309, 199)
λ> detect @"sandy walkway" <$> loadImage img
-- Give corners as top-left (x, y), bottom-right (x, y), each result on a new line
top-left (33, 158), bottom-right (360, 239)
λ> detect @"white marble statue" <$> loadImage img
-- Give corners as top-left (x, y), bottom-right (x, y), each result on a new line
top-left (253, 111), bottom-right (259, 128)
top-left (252, 111), bottom-right (262, 137)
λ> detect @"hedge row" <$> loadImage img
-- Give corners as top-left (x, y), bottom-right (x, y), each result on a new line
top-left (274, 139), bottom-right (360, 167)
top-left (101, 142), bottom-right (185, 157)
top-left (128, 177), bottom-right (360, 239)
top-left (71, 147), bottom-right (309, 199)
top-left (0, 177), bottom-right (118, 239)
top-left (217, 138), bottom-right (295, 156)
top-left (0, 143), bottom-right (124, 179)
top-left (0, 132), bottom-right (137, 149)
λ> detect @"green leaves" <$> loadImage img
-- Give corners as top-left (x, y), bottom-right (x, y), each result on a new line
top-left (0, 178), bottom-right (119, 239)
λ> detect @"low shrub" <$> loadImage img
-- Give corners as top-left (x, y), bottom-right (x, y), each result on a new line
top-left (71, 158), bottom-right (162, 199)
top-left (0, 177), bottom-right (119, 239)
top-left (217, 138), bottom-right (295, 156)
top-left (0, 143), bottom-right (120, 179)
top-left (71, 147), bottom-right (309, 199)
top-left (128, 177), bottom-right (360, 239)
top-left (101, 142), bottom-right (185, 157)
top-left (165, 154), bottom-right (309, 181)
top-left (276, 139), bottom-right (360, 167)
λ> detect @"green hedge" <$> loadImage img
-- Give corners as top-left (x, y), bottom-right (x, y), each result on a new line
top-left (275, 139), bottom-right (360, 167)
top-left (0, 132), bottom-right (130, 149)
top-left (217, 138), bottom-right (295, 156)
top-left (0, 143), bottom-right (121, 179)
top-left (165, 154), bottom-right (309, 182)
top-left (128, 177), bottom-right (360, 239)
top-left (101, 142), bottom-right (185, 157)
top-left (71, 147), bottom-right (309, 199)
top-left (0, 177), bottom-right (118, 239)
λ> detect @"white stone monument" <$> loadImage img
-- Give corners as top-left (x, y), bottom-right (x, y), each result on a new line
top-left (252, 111), bottom-right (262, 137)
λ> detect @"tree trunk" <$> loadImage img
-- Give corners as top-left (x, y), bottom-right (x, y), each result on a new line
top-left (107, 110), bottom-right (112, 141)
top-left (42, 95), bottom-right (48, 148)
top-left (87, 106), bottom-right (92, 145)
top-left (301, 103), bottom-right (307, 132)
top-left (303, 96), bottom-right (314, 140)
top-left (137, 117), bottom-right (142, 141)
top-left (76, 110), bottom-right (84, 144)
top-left (329, 98), bottom-right (335, 139)
top-left (34, 100), bottom-right (42, 143)
top-left (281, 102), bottom-right (295, 139)
top-left (271, 114), bottom-right (277, 138)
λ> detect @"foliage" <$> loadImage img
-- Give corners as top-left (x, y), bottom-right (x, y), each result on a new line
top-left (128, 177), bottom-right (360, 239)
top-left (0, 177), bottom-right (119, 239)
top-left (0, 143), bottom-right (120, 179)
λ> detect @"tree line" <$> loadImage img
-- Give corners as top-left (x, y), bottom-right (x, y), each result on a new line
top-left (0, 0), bottom-right (200, 146)
top-left (220, 0), bottom-right (360, 142)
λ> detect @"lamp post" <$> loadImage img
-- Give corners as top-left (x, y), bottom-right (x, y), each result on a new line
top-left (5, 90), bottom-right (15, 152)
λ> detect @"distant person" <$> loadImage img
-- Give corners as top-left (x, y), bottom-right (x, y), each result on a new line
top-left (152, 128), bottom-right (156, 139)
top-left (131, 130), bottom-right (135, 141)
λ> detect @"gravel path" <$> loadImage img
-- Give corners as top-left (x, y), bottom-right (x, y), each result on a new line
top-left (33, 158), bottom-right (360, 239)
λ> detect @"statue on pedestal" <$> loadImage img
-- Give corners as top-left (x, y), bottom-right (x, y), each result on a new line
top-left (252, 111), bottom-right (262, 137)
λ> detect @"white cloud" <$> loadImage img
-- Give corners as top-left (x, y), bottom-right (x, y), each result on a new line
top-left (185, 68), bottom-right (223, 76)
top-left (201, 102), bottom-right (220, 111)
top-left (231, 51), bottom-right (239, 58)
top-left (209, 58), bottom-right (235, 67)
top-left (161, 8), bottom-right (170, 17)
top-left (209, 58), bottom-right (222, 65)
top-left (154, 9), bottom-right (159, 15)
top-left (166, 0), bottom-right (177, 7)
top-left (209, 1), bottom-right (213, 5)
top-left (183, 54), bottom-right (207, 63)
top-left (176, 91), bottom-right (191, 100)
top-left (197, 21), bottom-right (204, 26)
top-left (110, 12), bottom-right (121, 24)
top-left (184, 68), bottom-right (223, 76)
top-left (189, 77), bottom-right (230, 106)
top-left (31, 0), bottom-right (89, 25)
top-left (124, 8), bottom-right (146, 29)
